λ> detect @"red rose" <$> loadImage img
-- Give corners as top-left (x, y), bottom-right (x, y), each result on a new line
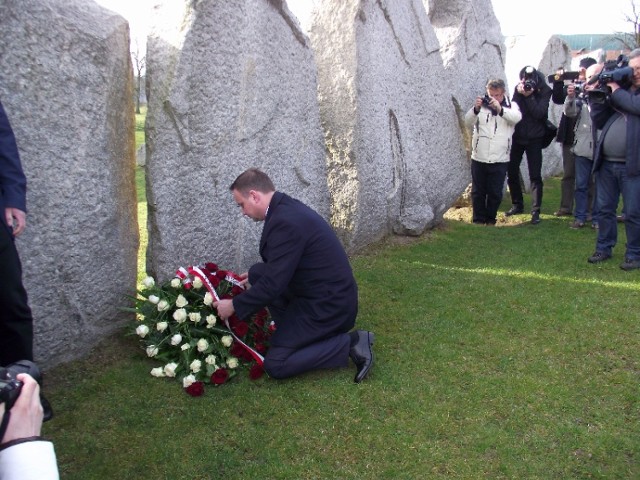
top-left (233, 321), bottom-right (249, 337)
top-left (211, 368), bottom-right (229, 385)
top-left (185, 381), bottom-right (205, 397)
top-left (268, 321), bottom-right (277, 332)
top-left (216, 270), bottom-right (227, 279)
top-left (253, 331), bottom-right (268, 342)
top-left (255, 343), bottom-right (267, 354)
top-left (231, 285), bottom-right (243, 296)
top-left (249, 363), bottom-right (265, 380)
top-left (205, 263), bottom-right (218, 272)
top-left (230, 343), bottom-right (245, 357)
top-left (208, 275), bottom-right (221, 288)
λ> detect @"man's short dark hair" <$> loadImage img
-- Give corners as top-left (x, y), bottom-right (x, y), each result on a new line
top-left (579, 57), bottom-right (597, 69)
top-left (230, 168), bottom-right (275, 195)
top-left (486, 79), bottom-right (506, 91)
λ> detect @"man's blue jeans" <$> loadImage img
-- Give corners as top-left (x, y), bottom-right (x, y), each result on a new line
top-left (595, 161), bottom-right (640, 260)
top-left (574, 155), bottom-right (596, 223)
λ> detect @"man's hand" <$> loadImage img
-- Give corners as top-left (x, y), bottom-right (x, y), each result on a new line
top-left (213, 299), bottom-right (235, 321)
top-left (0, 374), bottom-right (43, 444)
top-left (5, 207), bottom-right (26, 236)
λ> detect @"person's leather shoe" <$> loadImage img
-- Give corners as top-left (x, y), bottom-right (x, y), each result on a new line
top-left (530, 211), bottom-right (541, 225)
top-left (505, 205), bottom-right (524, 216)
top-left (620, 257), bottom-right (640, 271)
top-left (588, 251), bottom-right (612, 264)
top-left (349, 330), bottom-right (374, 383)
top-left (554, 209), bottom-right (572, 217)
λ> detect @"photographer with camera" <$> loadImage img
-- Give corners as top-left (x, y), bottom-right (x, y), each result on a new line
top-left (0, 372), bottom-right (59, 480)
top-left (563, 62), bottom-right (602, 230)
top-left (464, 79), bottom-right (522, 225)
top-left (551, 57), bottom-right (597, 218)
top-left (505, 66), bottom-right (553, 224)
top-left (587, 49), bottom-right (640, 270)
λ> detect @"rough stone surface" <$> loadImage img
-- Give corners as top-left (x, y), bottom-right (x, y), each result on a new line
top-left (310, 0), bottom-right (469, 250)
top-left (146, 0), bottom-right (327, 280)
top-left (0, 0), bottom-right (138, 366)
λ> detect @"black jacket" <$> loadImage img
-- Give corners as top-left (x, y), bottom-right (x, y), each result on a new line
top-left (551, 80), bottom-right (577, 145)
top-left (511, 70), bottom-right (553, 144)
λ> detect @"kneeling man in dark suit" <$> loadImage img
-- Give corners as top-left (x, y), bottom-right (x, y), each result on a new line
top-left (214, 168), bottom-right (374, 383)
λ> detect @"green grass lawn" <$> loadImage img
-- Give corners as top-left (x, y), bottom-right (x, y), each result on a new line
top-left (43, 168), bottom-right (639, 479)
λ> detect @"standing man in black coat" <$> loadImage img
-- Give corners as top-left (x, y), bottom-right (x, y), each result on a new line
top-left (0, 100), bottom-right (34, 366)
top-left (214, 168), bottom-right (374, 383)
top-left (505, 66), bottom-right (553, 224)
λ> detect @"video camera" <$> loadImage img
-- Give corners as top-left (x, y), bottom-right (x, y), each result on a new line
top-left (0, 360), bottom-right (53, 422)
top-left (587, 55), bottom-right (634, 101)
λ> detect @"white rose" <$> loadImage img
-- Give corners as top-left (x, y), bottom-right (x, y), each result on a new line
top-left (164, 362), bottom-right (178, 377)
top-left (147, 295), bottom-right (160, 304)
top-left (205, 354), bottom-right (217, 365)
top-left (157, 300), bottom-right (169, 311)
top-left (182, 374), bottom-right (196, 388)
top-left (192, 277), bottom-right (203, 289)
top-left (170, 278), bottom-right (181, 288)
top-left (205, 314), bottom-right (217, 328)
top-left (227, 357), bottom-right (239, 369)
top-left (136, 325), bottom-right (149, 338)
top-left (175, 294), bottom-right (188, 308)
top-left (150, 367), bottom-right (165, 378)
top-left (181, 343), bottom-right (190, 351)
top-left (170, 334), bottom-right (182, 346)
top-left (142, 276), bottom-right (155, 288)
top-left (221, 335), bottom-right (233, 347)
top-left (203, 292), bottom-right (213, 306)
top-left (196, 338), bottom-right (209, 352)
top-left (156, 321), bottom-right (168, 332)
top-left (189, 312), bottom-right (202, 323)
top-left (190, 359), bottom-right (202, 373)
top-left (173, 308), bottom-right (187, 323)
top-left (146, 345), bottom-right (159, 357)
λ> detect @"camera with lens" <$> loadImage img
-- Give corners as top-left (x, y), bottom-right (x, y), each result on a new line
top-left (587, 55), bottom-right (634, 101)
top-left (563, 81), bottom-right (585, 97)
top-left (482, 94), bottom-right (491, 107)
top-left (0, 360), bottom-right (53, 422)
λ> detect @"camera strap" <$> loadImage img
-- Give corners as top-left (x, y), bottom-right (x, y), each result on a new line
top-left (0, 410), bottom-right (10, 442)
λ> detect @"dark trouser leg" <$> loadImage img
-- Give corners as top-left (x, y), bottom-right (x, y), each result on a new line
top-left (264, 334), bottom-right (351, 379)
top-left (559, 144), bottom-right (576, 212)
top-left (622, 169), bottom-right (640, 260)
top-left (0, 224), bottom-right (33, 366)
top-left (507, 142), bottom-right (525, 208)
top-left (595, 162), bottom-right (622, 255)
top-left (471, 160), bottom-right (488, 223)
top-left (486, 162), bottom-right (509, 223)
top-left (525, 140), bottom-right (544, 213)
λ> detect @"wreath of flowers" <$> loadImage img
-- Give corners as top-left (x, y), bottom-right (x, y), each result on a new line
top-left (129, 262), bottom-right (273, 396)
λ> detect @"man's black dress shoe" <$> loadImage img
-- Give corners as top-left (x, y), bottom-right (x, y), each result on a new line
top-left (349, 330), bottom-right (374, 383)
top-left (505, 205), bottom-right (524, 216)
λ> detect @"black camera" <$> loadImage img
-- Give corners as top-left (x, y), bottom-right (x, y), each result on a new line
top-left (482, 94), bottom-right (491, 107)
top-left (522, 67), bottom-right (538, 92)
top-left (563, 81), bottom-right (585, 97)
top-left (588, 55), bottom-right (634, 101)
top-left (0, 360), bottom-right (53, 422)
top-left (548, 70), bottom-right (580, 83)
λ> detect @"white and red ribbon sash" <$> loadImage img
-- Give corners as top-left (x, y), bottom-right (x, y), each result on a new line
top-left (178, 265), bottom-right (265, 366)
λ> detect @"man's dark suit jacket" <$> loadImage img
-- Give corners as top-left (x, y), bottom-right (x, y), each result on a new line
top-left (233, 191), bottom-right (358, 349)
top-left (0, 100), bottom-right (27, 224)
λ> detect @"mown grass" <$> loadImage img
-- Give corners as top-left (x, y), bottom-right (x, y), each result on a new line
top-left (42, 161), bottom-right (639, 478)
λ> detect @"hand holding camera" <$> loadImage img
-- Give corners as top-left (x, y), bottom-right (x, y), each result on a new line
top-left (0, 360), bottom-right (53, 445)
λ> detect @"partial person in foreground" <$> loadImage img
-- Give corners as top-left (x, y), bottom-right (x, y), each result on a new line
top-left (0, 373), bottom-right (59, 480)
top-left (465, 78), bottom-right (521, 225)
top-left (0, 100), bottom-right (34, 367)
top-left (587, 49), bottom-right (640, 270)
top-left (214, 168), bottom-right (374, 382)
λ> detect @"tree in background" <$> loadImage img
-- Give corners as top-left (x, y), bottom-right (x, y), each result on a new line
top-left (616, 0), bottom-right (640, 50)
top-left (131, 39), bottom-right (146, 114)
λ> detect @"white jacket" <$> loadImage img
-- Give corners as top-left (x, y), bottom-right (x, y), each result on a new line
top-left (0, 441), bottom-right (59, 480)
top-left (464, 102), bottom-right (522, 163)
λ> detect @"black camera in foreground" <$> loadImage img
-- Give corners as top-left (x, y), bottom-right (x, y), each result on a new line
top-left (0, 360), bottom-right (53, 422)
top-left (548, 70), bottom-right (581, 83)
top-left (588, 55), bottom-right (634, 101)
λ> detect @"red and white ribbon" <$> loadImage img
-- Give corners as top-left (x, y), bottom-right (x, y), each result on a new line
top-left (184, 265), bottom-right (265, 366)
